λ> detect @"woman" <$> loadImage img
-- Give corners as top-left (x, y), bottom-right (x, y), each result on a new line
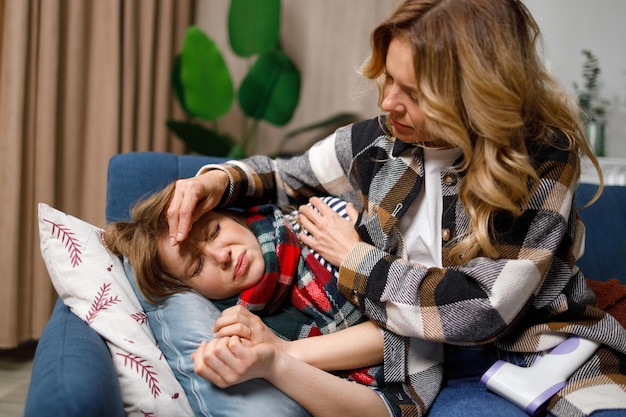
top-left (167, 1), bottom-right (626, 416)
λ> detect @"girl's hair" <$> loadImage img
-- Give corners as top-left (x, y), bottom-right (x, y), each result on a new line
top-left (104, 182), bottom-right (188, 304)
top-left (361, 0), bottom-right (602, 262)
top-left (104, 182), bottom-right (248, 304)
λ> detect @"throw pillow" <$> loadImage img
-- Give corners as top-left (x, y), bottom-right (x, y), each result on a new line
top-left (37, 203), bottom-right (194, 417)
top-left (586, 278), bottom-right (626, 326)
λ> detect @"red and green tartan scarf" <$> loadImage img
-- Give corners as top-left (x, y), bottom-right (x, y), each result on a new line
top-left (237, 205), bottom-right (301, 315)
top-left (216, 204), bottom-right (382, 386)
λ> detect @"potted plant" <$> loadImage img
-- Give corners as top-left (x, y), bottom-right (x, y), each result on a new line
top-left (167, 0), bottom-right (356, 158)
top-left (573, 49), bottom-right (610, 156)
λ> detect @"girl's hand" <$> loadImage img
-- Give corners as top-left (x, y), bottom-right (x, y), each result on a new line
top-left (213, 305), bottom-right (289, 351)
top-left (166, 169), bottom-right (229, 245)
top-left (191, 337), bottom-right (278, 388)
top-left (298, 196), bottom-right (361, 267)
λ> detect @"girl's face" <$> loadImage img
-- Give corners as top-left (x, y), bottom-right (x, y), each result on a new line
top-left (381, 37), bottom-right (432, 145)
top-left (158, 211), bottom-right (265, 300)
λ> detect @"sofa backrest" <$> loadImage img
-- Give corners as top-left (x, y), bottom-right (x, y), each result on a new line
top-left (106, 152), bottom-right (625, 284)
top-left (575, 183), bottom-right (626, 283)
top-left (106, 152), bottom-right (227, 223)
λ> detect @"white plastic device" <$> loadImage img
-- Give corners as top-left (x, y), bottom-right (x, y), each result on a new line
top-left (481, 336), bottom-right (600, 416)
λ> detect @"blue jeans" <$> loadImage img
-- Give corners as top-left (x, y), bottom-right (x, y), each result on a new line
top-left (427, 344), bottom-right (624, 417)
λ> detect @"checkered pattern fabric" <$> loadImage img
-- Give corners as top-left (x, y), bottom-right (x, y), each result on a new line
top-left (206, 117), bottom-right (626, 417)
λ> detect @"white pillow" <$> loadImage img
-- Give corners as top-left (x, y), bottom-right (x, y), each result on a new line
top-left (37, 203), bottom-right (194, 417)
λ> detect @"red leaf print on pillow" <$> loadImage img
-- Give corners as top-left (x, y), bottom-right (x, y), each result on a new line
top-left (131, 311), bottom-right (148, 325)
top-left (44, 219), bottom-right (83, 267)
top-left (96, 228), bottom-right (106, 246)
top-left (85, 282), bottom-right (121, 325)
top-left (117, 352), bottom-right (161, 398)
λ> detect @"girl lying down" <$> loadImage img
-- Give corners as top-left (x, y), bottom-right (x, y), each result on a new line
top-left (103, 182), bottom-right (404, 417)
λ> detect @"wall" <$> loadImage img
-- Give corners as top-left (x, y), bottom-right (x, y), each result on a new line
top-left (195, 0), bottom-right (626, 157)
top-left (195, 0), bottom-right (396, 155)
top-left (523, 0), bottom-right (626, 158)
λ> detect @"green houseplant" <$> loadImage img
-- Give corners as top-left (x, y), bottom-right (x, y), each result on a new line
top-left (573, 49), bottom-right (610, 156)
top-left (167, 0), bottom-right (356, 158)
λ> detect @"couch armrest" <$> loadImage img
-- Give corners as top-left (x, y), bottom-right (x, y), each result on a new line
top-left (24, 299), bottom-right (125, 417)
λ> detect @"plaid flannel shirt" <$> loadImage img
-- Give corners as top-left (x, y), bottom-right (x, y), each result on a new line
top-left (204, 117), bottom-right (626, 417)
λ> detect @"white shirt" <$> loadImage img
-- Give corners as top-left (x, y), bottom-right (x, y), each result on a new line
top-left (398, 147), bottom-right (461, 267)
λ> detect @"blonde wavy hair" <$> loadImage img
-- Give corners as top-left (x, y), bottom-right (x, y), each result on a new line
top-left (361, 0), bottom-right (602, 263)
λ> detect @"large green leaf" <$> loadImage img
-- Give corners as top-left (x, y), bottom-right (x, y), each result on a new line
top-left (166, 120), bottom-right (236, 156)
top-left (180, 27), bottom-right (234, 121)
top-left (238, 50), bottom-right (300, 126)
top-left (228, 0), bottom-right (280, 58)
top-left (170, 55), bottom-right (193, 117)
top-left (227, 145), bottom-right (246, 159)
top-left (284, 113), bottom-right (360, 139)
top-left (273, 112), bottom-right (360, 157)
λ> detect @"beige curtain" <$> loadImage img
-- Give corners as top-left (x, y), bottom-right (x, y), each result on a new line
top-left (0, 0), bottom-right (194, 349)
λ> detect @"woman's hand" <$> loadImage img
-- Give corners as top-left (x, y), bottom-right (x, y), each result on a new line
top-left (192, 337), bottom-right (279, 388)
top-left (166, 169), bottom-right (229, 245)
top-left (298, 197), bottom-right (361, 267)
top-left (213, 306), bottom-right (289, 352)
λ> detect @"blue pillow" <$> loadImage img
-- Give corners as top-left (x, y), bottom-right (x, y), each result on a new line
top-left (124, 258), bottom-right (310, 417)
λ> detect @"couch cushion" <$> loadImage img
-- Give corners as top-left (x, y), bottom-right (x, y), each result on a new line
top-left (24, 298), bottom-right (125, 417)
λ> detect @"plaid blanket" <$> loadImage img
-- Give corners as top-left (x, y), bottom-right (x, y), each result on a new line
top-left (215, 204), bottom-right (382, 386)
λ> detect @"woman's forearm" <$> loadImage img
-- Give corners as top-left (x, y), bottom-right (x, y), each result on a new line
top-left (286, 321), bottom-right (384, 371)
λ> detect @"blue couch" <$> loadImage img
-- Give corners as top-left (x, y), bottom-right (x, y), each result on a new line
top-left (24, 152), bottom-right (626, 417)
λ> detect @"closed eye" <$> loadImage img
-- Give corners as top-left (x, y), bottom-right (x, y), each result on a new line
top-left (189, 257), bottom-right (203, 278)
top-left (207, 222), bottom-right (221, 242)
top-left (189, 223), bottom-right (221, 278)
